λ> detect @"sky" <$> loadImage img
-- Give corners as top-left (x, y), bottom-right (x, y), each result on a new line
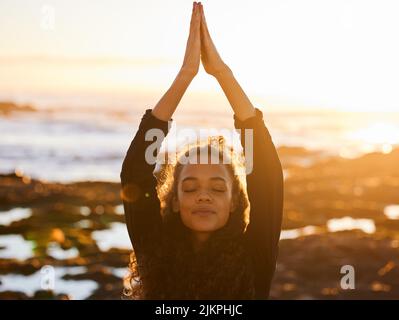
top-left (0, 0), bottom-right (398, 112)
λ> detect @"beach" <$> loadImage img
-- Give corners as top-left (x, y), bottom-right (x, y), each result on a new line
top-left (1, 107), bottom-right (398, 299)
top-left (2, 0), bottom-right (399, 302)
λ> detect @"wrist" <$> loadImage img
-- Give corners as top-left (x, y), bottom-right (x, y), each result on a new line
top-left (178, 68), bottom-right (196, 82)
top-left (214, 65), bottom-right (233, 81)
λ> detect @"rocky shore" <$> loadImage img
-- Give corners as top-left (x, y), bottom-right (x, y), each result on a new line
top-left (1, 146), bottom-right (398, 299)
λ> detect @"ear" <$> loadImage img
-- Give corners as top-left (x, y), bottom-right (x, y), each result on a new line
top-left (172, 195), bottom-right (180, 213)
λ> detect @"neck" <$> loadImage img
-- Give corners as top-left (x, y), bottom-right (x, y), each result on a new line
top-left (191, 232), bottom-right (211, 253)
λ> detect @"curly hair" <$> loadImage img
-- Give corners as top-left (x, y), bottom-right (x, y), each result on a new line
top-left (123, 136), bottom-right (256, 299)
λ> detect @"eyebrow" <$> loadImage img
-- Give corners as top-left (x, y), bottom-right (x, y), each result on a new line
top-left (181, 177), bottom-right (227, 183)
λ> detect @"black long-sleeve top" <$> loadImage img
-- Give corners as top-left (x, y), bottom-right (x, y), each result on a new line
top-left (120, 108), bottom-right (284, 299)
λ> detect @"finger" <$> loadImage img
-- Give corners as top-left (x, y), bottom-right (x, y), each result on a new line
top-left (189, 3), bottom-right (200, 37)
top-left (191, 3), bottom-right (201, 26)
top-left (189, 3), bottom-right (201, 42)
top-left (200, 4), bottom-right (211, 45)
top-left (193, 3), bottom-right (201, 38)
top-left (189, 3), bottom-right (197, 29)
top-left (201, 5), bottom-right (211, 37)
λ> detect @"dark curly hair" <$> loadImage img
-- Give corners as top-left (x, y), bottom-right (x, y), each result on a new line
top-left (123, 136), bottom-right (256, 299)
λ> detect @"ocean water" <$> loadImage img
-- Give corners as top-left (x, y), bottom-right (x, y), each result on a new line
top-left (1, 104), bottom-right (399, 183)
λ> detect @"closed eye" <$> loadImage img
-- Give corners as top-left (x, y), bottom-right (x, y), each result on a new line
top-left (183, 188), bottom-right (225, 193)
top-left (183, 189), bottom-right (196, 193)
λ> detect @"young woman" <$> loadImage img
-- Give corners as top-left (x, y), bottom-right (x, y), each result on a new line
top-left (120, 2), bottom-right (284, 299)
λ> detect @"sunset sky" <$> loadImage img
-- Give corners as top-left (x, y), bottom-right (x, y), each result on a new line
top-left (1, 0), bottom-right (398, 112)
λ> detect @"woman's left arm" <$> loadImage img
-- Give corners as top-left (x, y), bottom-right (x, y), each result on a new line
top-left (233, 108), bottom-right (284, 298)
top-left (199, 3), bottom-right (256, 122)
top-left (200, 3), bottom-right (284, 297)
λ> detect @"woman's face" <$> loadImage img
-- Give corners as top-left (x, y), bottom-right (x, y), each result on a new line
top-left (172, 163), bottom-right (236, 234)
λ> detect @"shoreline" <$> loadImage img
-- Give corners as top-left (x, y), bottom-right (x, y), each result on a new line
top-left (1, 146), bottom-right (398, 299)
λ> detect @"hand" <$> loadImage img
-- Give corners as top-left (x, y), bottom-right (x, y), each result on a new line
top-left (199, 4), bottom-right (231, 78)
top-left (180, 2), bottom-right (201, 79)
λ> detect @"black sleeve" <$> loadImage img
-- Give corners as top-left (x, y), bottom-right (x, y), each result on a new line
top-left (120, 109), bottom-right (172, 262)
top-left (234, 108), bottom-right (284, 298)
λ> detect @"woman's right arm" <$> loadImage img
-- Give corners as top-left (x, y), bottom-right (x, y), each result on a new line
top-left (151, 1), bottom-right (201, 121)
top-left (120, 2), bottom-right (201, 261)
top-left (151, 70), bottom-right (195, 121)
top-left (120, 109), bottom-right (170, 261)
top-left (120, 70), bottom-right (196, 260)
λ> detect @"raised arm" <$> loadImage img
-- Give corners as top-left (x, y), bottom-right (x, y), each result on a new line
top-left (234, 109), bottom-right (284, 298)
top-left (120, 110), bottom-right (170, 261)
top-left (152, 2), bottom-right (201, 122)
top-left (120, 2), bottom-right (202, 261)
top-left (199, 3), bottom-right (284, 298)
top-left (199, 4), bottom-right (256, 121)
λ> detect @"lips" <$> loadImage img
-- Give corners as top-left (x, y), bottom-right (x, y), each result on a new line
top-left (192, 208), bottom-right (216, 216)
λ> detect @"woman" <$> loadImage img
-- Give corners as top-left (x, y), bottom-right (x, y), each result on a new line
top-left (120, 2), bottom-right (284, 299)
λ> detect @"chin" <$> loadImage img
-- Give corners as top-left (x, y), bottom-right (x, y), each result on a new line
top-left (190, 221), bottom-right (219, 233)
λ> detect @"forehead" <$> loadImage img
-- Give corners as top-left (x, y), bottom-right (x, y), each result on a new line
top-left (179, 164), bottom-right (231, 182)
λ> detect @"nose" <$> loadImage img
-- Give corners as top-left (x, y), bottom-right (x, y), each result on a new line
top-left (196, 190), bottom-right (212, 203)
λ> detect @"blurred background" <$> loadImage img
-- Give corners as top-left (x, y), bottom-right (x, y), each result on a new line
top-left (0, 0), bottom-right (398, 299)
